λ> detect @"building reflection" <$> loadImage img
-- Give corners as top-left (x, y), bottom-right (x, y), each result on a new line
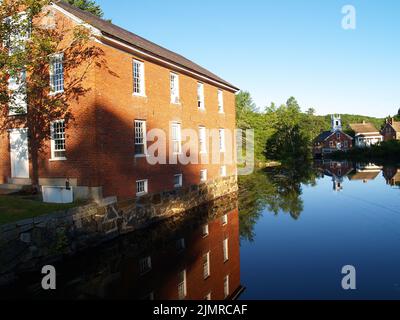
top-left (348, 163), bottom-right (382, 184)
top-left (0, 194), bottom-right (244, 300)
top-left (315, 160), bottom-right (353, 191)
top-left (383, 167), bottom-right (400, 187)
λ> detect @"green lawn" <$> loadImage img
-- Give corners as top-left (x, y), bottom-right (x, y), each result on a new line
top-left (0, 195), bottom-right (85, 225)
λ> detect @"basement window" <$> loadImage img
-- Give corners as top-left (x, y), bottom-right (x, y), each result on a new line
top-left (136, 179), bottom-right (148, 196)
top-left (174, 174), bottom-right (183, 188)
top-left (139, 256), bottom-right (152, 275)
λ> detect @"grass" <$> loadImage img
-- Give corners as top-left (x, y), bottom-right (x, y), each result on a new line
top-left (0, 194), bottom-right (85, 225)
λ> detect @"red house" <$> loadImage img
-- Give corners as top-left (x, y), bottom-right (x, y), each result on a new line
top-left (313, 115), bottom-right (353, 157)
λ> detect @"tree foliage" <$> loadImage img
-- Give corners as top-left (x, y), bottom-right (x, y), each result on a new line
top-left (66, 0), bottom-right (103, 17)
top-left (0, 0), bottom-right (107, 187)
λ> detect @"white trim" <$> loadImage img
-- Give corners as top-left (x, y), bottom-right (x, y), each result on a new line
top-left (53, 2), bottom-right (238, 92)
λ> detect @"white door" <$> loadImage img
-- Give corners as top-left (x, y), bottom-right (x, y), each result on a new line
top-left (10, 128), bottom-right (29, 179)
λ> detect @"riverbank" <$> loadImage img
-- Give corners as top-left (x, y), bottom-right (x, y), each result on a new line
top-left (330, 140), bottom-right (400, 164)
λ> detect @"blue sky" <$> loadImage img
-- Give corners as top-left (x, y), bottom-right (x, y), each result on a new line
top-left (95, 0), bottom-right (400, 117)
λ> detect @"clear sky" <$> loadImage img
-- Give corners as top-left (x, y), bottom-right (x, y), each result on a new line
top-left (95, 0), bottom-right (400, 117)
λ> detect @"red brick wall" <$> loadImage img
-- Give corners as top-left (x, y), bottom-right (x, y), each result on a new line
top-left (322, 131), bottom-right (353, 150)
top-left (0, 8), bottom-right (238, 198)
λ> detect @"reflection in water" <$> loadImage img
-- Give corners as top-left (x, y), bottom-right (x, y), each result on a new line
top-left (238, 161), bottom-right (320, 241)
top-left (0, 195), bottom-right (244, 300)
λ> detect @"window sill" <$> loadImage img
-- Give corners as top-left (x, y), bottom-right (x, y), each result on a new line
top-left (49, 90), bottom-right (64, 96)
top-left (136, 192), bottom-right (148, 197)
top-left (8, 112), bottom-right (27, 117)
top-left (49, 158), bottom-right (67, 162)
top-left (133, 93), bottom-right (147, 98)
top-left (171, 101), bottom-right (181, 105)
top-left (135, 154), bottom-right (149, 158)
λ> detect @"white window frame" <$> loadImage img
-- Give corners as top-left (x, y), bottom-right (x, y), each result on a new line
top-left (202, 224), bottom-right (209, 237)
top-left (223, 238), bottom-right (229, 262)
top-left (134, 120), bottom-right (147, 157)
top-left (199, 126), bottom-right (207, 154)
top-left (197, 82), bottom-right (205, 110)
top-left (8, 69), bottom-right (27, 115)
top-left (136, 179), bottom-right (148, 196)
top-left (222, 214), bottom-right (228, 226)
top-left (203, 252), bottom-right (210, 279)
top-left (224, 275), bottom-right (230, 298)
top-left (218, 89), bottom-right (224, 113)
top-left (133, 59), bottom-right (145, 96)
top-left (220, 165), bottom-right (227, 177)
top-left (219, 128), bottom-right (226, 152)
top-left (200, 169), bottom-right (207, 183)
top-left (170, 72), bottom-right (180, 104)
top-left (171, 122), bottom-right (182, 154)
top-left (49, 53), bottom-right (64, 95)
top-left (4, 12), bottom-right (30, 55)
top-left (178, 270), bottom-right (187, 300)
top-left (50, 120), bottom-right (66, 161)
top-left (139, 256), bottom-right (152, 275)
top-left (174, 174), bottom-right (183, 188)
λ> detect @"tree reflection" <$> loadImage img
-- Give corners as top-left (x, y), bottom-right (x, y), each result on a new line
top-left (238, 161), bottom-right (320, 242)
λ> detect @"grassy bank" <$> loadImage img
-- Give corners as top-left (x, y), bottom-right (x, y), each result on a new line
top-left (0, 195), bottom-right (85, 225)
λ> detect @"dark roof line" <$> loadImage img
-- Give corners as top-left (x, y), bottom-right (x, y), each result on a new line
top-left (53, 1), bottom-right (239, 91)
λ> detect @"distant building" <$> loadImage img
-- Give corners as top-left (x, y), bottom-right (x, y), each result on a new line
top-left (348, 163), bottom-right (382, 183)
top-left (313, 115), bottom-right (353, 157)
top-left (349, 121), bottom-right (383, 147)
top-left (381, 118), bottom-right (400, 142)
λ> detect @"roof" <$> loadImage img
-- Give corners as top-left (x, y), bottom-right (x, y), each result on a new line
top-left (315, 131), bottom-right (333, 143)
top-left (54, 1), bottom-right (239, 92)
top-left (349, 122), bottom-right (379, 134)
top-left (349, 171), bottom-right (380, 181)
top-left (389, 121), bottom-right (400, 132)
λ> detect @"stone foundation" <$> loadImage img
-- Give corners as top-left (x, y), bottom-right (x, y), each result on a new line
top-left (0, 175), bottom-right (238, 285)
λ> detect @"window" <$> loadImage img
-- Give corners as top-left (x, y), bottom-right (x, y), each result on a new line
top-left (50, 53), bottom-right (64, 94)
top-left (223, 238), bottom-right (229, 262)
top-left (170, 72), bottom-right (180, 104)
top-left (219, 129), bottom-right (226, 152)
top-left (136, 179), bottom-right (148, 196)
top-left (171, 122), bottom-right (182, 154)
top-left (199, 126), bottom-right (207, 153)
top-left (218, 89), bottom-right (224, 113)
top-left (197, 82), bottom-right (205, 109)
top-left (50, 120), bottom-right (66, 160)
top-left (329, 141), bottom-right (334, 148)
top-left (202, 224), bottom-right (209, 237)
top-left (8, 69), bottom-right (27, 115)
top-left (178, 270), bottom-right (187, 300)
top-left (220, 166), bottom-right (227, 177)
top-left (174, 174), bottom-right (183, 188)
top-left (203, 252), bottom-right (210, 279)
top-left (222, 214), bottom-right (228, 226)
top-left (4, 12), bottom-right (30, 55)
top-left (224, 275), bottom-right (230, 298)
top-left (139, 256), bottom-right (152, 274)
top-left (134, 120), bottom-right (147, 156)
top-left (200, 169), bottom-right (207, 182)
top-left (205, 293), bottom-right (212, 300)
top-left (344, 141), bottom-right (348, 148)
top-left (133, 60), bottom-right (145, 96)
top-left (336, 132), bottom-right (340, 139)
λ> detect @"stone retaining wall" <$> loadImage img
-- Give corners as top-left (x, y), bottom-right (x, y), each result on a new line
top-left (0, 175), bottom-right (238, 284)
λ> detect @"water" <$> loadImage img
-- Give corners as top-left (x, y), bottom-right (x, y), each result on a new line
top-left (1, 161), bottom-right (400, 300)
top-left (239, 161), bottom-right (400, 300)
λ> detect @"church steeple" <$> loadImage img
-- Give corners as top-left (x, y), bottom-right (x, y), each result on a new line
top-left (331, 114), bottom-right (342, 132)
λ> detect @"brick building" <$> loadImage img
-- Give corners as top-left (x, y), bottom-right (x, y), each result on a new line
top-left (313, 115), bottom-right (353, 157)
top-left (0, 1), bottom-right (239, 200)
top-left (381, 118), bottom-right (400, 142)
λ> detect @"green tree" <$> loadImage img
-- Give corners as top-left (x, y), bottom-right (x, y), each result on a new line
top-left (67, 0), bottom-right (104, 17)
